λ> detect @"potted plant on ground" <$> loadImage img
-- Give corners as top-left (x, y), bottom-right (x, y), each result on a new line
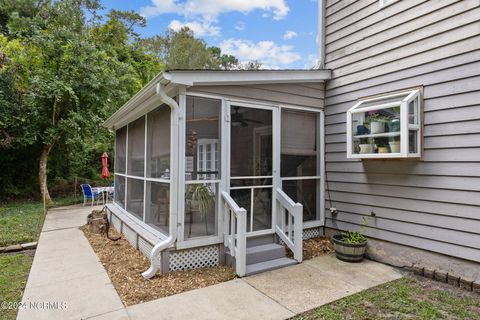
top-left (332, 217), bottom-right (369, 262)
top-left (366, 112), bottom-right (389, 134)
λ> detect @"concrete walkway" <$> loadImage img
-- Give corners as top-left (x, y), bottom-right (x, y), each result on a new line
top-left (18, 205), bottom-right (403, 320)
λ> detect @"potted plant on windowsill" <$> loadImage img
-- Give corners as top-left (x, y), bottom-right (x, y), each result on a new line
top-left (375, 139), bottom-right (389, 154)
top-left (389, 136), bottom-right (400, 153)
top-left (358, 138), bottom-right (373, 154)
top-left (366, 112), bottom-right (389, 134)
top-left (332, 217), bottom-right (369, 262)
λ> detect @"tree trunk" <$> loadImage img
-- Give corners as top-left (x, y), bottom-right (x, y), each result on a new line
top-left (39, 143), bottom-right (53, 204)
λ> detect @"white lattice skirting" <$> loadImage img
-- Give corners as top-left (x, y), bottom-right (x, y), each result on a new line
top-left (278, 227), bottom-right (322, 246)
top-left (303, 227), bottom-right (321, 240)
top-left (169, 246), bottom-right (220, 272)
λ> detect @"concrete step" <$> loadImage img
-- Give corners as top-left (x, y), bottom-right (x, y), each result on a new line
top-left (246, 257), bottom-right (297, 276)
top-left (247, 234), bottom-right (275, 248)
top-left (246, 243), bottom-right (286, 265)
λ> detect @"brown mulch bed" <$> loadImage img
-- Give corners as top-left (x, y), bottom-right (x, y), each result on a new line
top-left (80, 225), bottom-right (236, 306)
top-left (286, 236), bottom-right (335, 260)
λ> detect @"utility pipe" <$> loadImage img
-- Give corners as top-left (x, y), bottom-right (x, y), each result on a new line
top-left (142, 82), bottom-right (179, 279)
top-left (316, 0), bottom-right (326, 69)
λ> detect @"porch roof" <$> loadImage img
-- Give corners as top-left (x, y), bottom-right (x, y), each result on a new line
top-left (104, 69), bottom-right (331, 129)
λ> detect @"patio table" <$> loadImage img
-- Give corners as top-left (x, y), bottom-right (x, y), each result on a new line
top-left (92, 186), bottom-right (114, 205)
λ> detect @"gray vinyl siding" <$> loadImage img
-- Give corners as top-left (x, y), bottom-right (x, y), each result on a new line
top-left (324, 0), bottom-right (480, 262)
top-left (188, 83), bottom-right (325, 109)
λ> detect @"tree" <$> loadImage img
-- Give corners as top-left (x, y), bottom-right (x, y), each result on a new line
top-left (208, 47), bottom-right (238, 70)
top-left (143, 27), bottom-right (240, 70)
top-left (0, 0), bottom-right (163, 202)
top-left (242, 60), bottom-right (263, 70)
top-left (0, 2), bottom-right (245, 202)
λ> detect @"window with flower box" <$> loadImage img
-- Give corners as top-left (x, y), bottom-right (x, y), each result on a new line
top-left (346, 89), bottom-right (422, 159)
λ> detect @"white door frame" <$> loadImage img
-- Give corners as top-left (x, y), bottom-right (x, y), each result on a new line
top-left (176, 91), bottom-right (325, 249)
top-left (226, 100), bottom-right (278, 237)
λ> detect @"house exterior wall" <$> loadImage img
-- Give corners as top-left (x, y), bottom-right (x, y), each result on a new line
top-left (188, 83), bottom-right (325, 109)
top-left (324, 0), bottom-right (480, 265)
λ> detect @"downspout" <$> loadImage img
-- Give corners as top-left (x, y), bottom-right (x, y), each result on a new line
top-left (142, 82), bottom-right (179, 279)
top-left (316, 0), bottom-right (326, 69)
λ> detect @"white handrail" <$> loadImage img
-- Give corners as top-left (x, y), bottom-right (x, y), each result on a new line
top-left (275, 188), bottom-right (303, 262)
top-left (222, 191), bottom-right (247, 277)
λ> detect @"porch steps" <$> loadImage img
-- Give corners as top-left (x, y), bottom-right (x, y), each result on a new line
top-left (246, 243), bottom-right (286, 264)
top-left (227, 235), bottom-right (298, 276)
top-left (246, 257), bottom-right (297, 276)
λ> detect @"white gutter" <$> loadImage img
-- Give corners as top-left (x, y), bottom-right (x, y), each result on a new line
top-left (316, 0), bottom-right (326, 69)
top-left (142, 82), bottom-right (179, 279)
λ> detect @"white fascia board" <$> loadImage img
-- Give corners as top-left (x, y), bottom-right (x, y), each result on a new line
top-left (104, 73), bottom-right (166, 128)
top-left (167, 69), bottom-right (331, 86)
top-left (104, 69), bottom-right (331, 129)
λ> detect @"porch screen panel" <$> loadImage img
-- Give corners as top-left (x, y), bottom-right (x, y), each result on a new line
top-left (115, 126), bottom-right (127, 173)
top-left (126, 178), bottom-right (144, 220)
top-left (230, 107), bottom-right (272, 177)
top-left (145, 181), bottom-right (169, 235)
top-left (281, 110), bottom-right (317, 177)
top-left (185, 96), bottom-right (221, 181)
top-left (184, 96), bottom-right (221, 239)
top-left (147, 105), bottom-right (170, 179)
top-left (127, 117), bottom-right (145, 177)
top-left (281, 110), bottom-right (319, 222)
top-left (114, 175), bottom-right (126, 208)
top-left (282, 179), bottom-right (317, 222)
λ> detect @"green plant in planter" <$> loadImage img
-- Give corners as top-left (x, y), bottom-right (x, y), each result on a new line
top-left (375, 138), bottom-right (387, 147)
top-left (365, 112), bottom-right (390, 123)
top-left (187, 184), bottom-right (213, 219)
top-left (341, 216), bottom-right (369, 244)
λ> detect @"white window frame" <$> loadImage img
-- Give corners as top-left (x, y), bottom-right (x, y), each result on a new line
top-left (197, 138), bottom-right (219, 181)
top-left (346, 89), bottom-right (422, 159)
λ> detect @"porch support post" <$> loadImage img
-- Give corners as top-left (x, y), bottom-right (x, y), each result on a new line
top-left (320, 111), bottom-right (326, 225)
top-left (177, 88), bottom-right (187, 243)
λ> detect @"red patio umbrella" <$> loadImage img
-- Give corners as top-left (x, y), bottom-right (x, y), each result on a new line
top-left (101, 152), bottom-right (110, 180)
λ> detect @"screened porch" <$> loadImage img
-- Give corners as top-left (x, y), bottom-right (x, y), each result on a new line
top-left (105, 70), bottom-right (330, 276)
top-left (113, 94), bottom-right (325, 247)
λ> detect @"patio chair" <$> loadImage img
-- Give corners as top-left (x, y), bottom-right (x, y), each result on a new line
top-left (80, 184), bottom-right (102, 206)
top-left (107, 182), bottom-right (114, 203)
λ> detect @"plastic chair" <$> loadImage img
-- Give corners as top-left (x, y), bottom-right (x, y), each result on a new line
top-left (80, 184), bottom-right (101, 206)
top-left (107, 182), bottom-right (114, 202)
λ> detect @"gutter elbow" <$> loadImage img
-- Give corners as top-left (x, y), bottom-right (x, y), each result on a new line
top-left (156, 83), bottom-right (179, 111)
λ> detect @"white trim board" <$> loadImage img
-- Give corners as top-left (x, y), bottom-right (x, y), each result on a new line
top-left (104, 70), bottom-right (331, 129)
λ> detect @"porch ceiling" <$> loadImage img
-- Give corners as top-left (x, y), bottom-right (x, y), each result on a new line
top-left (104, 69), bottom-right (331, 129)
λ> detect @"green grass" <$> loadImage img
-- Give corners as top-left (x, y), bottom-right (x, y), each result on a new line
top-left (0, 196), bottom-right (83, 247)
top-left (0, 254), bottom-right (34, 320)
top-left (294, 276), bottom-right (480, 320)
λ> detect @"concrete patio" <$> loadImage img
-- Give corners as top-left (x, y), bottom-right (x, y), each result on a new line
top-left (18, 205), bottom-right (403, 320)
